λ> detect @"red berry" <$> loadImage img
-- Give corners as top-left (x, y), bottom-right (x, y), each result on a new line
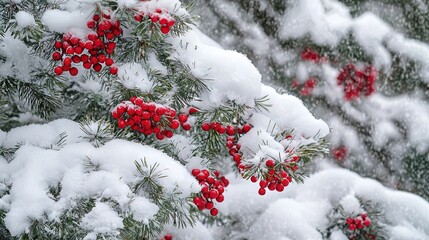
top-left (250, 176), bottom-right (258, 183)
top-left (84, 41), bottom-right (94, 50)
top-left (170, 120), bottom-right (180, 129)
top-left (65, 46), bottom-right (74, 55)
top-left (93, 14), bottom-right (100, 21)
top-left (209, 190), bottom-right (219, 199)
top-left (70, 36), bottom-right (79, 45)
top-left (118, 119), bottom-right (126, 129)
top-left (276, 184), bottom-right (284, 192)
top-left (110, 66), bottom-right (118, 75)
top-left (54, 66), bottom-right (63, 75)
top-left (134, 14), bottom-right (142, 22)
top-left (191, 169), bottom-right (200, 176)
top-left (210, 208), bottom-right (219, 216)
top-left (156, 134), bottom-right (165, 140)
top-left (87, 20), bottom-right (95, 28)
top-left (71, 55), bottom-right (81, 63)
top-left (52, 52), bottom-right (62, 61)
top-left (232, 153), bottom-right (241, 163)
top-left (63, 57), bottom-right (72, 66)
top-left (216, 194), bottom-right (224, 203)
top-left (81, 54), bottom-right (89, 62)
top-left (348, 224), bottom-right (356, 231)
top-left (178, 114), bottom-right (188, 123)
top-left (181, 122), bottom-right (191, 131)
top-left (188, 107), bottom-right (199, 115)
top-left (105, 32), bottom-right (115, 40)
top-left (54, 41), bottom-right (62, 49)
top-left (160, 26), bottom-right (170, 34)
top-left (242, 124), bottom-right (251, 133)
top-left (105, 58), bottom-right (114, 66)
top-left (363, 219), bottom-right (371, 227)
top-left (196, 172), bottom-right (206, 181)
top-left (164, 234), bottom-right (172, 240)
top-left (93, 63), bottom-right (102, 72)
top-left (259, 180), bottom-right (268, 188)
top-left (265, 159), bottom-right (275, 168)
top-left (159, 18), bottom-right (168, 25)
top-left (201, 123), bottom-right (210, 131)
top-left (205, 202), bottom-right (214, 209)
top-left (167, 19), bottom-right (175, 27)
top-left (107, 42), bottom-right (116, 50)
top-left (226, 126), bottom-right (235, 136)
top-left (147, 104), bottom-right (156, 112)
top-left (258, 188), bottom-right (266, 195)
top-left (83, 62), bottom-right (92, 69)
top-left (69, 67), bottom-right (78, 76)
top-left (74, 46), bottom-right (83, 54)
top-left (268, 182), bottom-right (276, 191)
top-left (151, 15), bottom-right (159, 22)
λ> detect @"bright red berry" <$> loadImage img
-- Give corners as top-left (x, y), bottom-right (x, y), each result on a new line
top-left (210, 208), bottom-right (218, 216)
top-left (54, 66), bottom-right (63, 75)
top-left (110, 66), bottom-right (118, 75)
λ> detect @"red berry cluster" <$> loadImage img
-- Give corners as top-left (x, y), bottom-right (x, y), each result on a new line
top-left (134, 8), bottom-right (176, 34)
top-left (111, 96), bottom-right (191, 140)
top-left (52, 13), bottom-right (121, 76)
top-left (292, 78), bottom-right (318, 96)
top-left (191, 169), bottom-right (229, 217)
top-left (160, 234), bottom-right (172, 240)
top-left (337, 64), bottom-right (377, 101)
top-left (346, 213), bottom-right (372, 231)
top-left (301, 48), bottom-right (328, 63)
top-left (345, 213), bottom-right (374, 240)
top-left (250, 157), bottom-right (299, 196)
top-left (332, 146), bottom-right (348, 162)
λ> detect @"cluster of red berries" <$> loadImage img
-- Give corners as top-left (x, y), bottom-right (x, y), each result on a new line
top-left (345, 213), bottom-right (374, 240)
top-left (332, 146), bottom-right (348, 162)
top-left (111, 96), bottom-right (192, 140)
top-left (160, 234), bottom-right (172, 240)
top-left (201, 122), bottom-right (252, 136)
top-left (300, 48), bottom-right (327, 63)
top-left (337, 64), bottom-right (377, 101)
top-left (191, 169), bottom-right (229, 217)
top-left (134, 8), bottom-right (176, 34)
top-left (346, 213), bottom-right (372, 231)
top-left (292, 78), bottom-right (317, 96)
top-left (52, 13), bottom-right (121, 76)
top-left (250, 156), bottom-right (299, 195)
top-left (201, 122), bottom-right (251, 168)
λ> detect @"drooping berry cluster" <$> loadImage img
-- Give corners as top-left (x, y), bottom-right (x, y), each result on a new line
top-left (337, 64), bottom-right (377, 101)
top-left (111, 96), bottom-right (191, 140)
top-left (160, 234), bottom-right (172, 240)
top-left (292, 78), bottom-right (318, 96)
top-left (332, 146), bottom-right (348, 162)
top-left (191, 169), bottom-right (229, 217)
top-left (53, 13), bottom-right (121, 76)
top-left (250, 156), bottom-right (299, 196)
top-left (200, 122), bottom-right (252, 167)
top-left (134, 8), bottom-right (176, 34)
